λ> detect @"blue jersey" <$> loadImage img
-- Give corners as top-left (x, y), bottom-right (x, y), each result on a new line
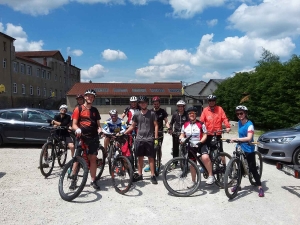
top-left (102, 117), bottom-right (127, 134)
top-left (238, 120), bottom-right (255, 153)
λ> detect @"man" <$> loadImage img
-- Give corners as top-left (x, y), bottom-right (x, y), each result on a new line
top-left (75, 94), bottom-right (84, 106)
top-left (144, 96), bottom-right (169, 172)
top-left (168, 100), bottom-right (188, 162)
top-left (200, 95), bottom-right (231, 156)
top-left (72, 89), bottom-right (102, 190)
top-left (51, 104), bottom-right (75, 157)
top-left (179, 107), bottom-right (214, 185)
top-left (121, 96), bottom-right (140, 125)
top-left (124, 96), bottom-right (159, 184)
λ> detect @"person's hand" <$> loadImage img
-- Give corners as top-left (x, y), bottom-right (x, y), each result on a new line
top-left (180, 138), bottom-right (186, 144)
top-left (168, 128), bottom-right (173, 135)
top-left (226, 128), bottom-right (231, 133)
top-left (98, 127), bottom-right (102, 134)
top-left (75, 128), bottom-right (82, 138)
top-left (154, 139), bottom-right (159, 146)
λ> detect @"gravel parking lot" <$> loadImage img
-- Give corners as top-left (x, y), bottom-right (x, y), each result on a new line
top-left (0, 129), bottom-right (299, 225)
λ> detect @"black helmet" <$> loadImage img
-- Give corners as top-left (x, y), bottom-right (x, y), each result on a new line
top-left (187, 106), bottom-right (198, 114)
top-left (207, 95), bottom-right (217, 100)
top-left (84, 89), bottom-right (96, 97)
top-left (138, 95), bottom-right (148, 102)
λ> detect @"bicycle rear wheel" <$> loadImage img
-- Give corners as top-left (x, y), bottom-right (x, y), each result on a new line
top-left (249, 151), bottom-right (263, 185)
top-left (39, 142), bottom-right (55, 178)
top-left (111, 155), bottom-right (133, 194)
top-left (155, 145), bottom-right (162, 177)
top-left (224, 158), bottom-right (241, 199)
top-left (213, 152), bottom-right (231, 188)
top-left (57, 141), bottom-right (68, 168)
top-left (95, 145), bottom-right (106, 180)
top-left (58, 156), bottom-right (89, 202)
top-left (162, 157), bottom-right (200, 197)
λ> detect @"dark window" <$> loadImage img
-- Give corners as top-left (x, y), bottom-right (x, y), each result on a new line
top-left (111, 98), bottom-right (128, 105)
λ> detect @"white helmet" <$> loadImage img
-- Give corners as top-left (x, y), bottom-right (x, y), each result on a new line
top-left (59, 104), bottom-right (68, 110)
top-left (130, 96), bottom-right (138, 102)
top-left (235, 105), bottom-right (248, 111)
top-left (109, 109), bottom-right (118, 115)
top-left (176, 100), bottom-right (186, 106)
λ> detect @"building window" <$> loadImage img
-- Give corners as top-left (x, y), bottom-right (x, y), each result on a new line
top-left (111, 98), bottom-right (128, 105)
top-left (3, 41), bottom-right (6, 51)
top-left (47, 72), bottom-right (51, 80)
top-left (37, 87), bottom-right (40, 96)
top-left (113, 88), bottom-right (128, 92)
top-left (20, 64), bottom-right (25, 74)
top-left (13, 83), bottom-right (17, 93)
top-left (13, 62), bottom-right (18, 72)
top-left (42, 70), bottom-right (46, 79)
top-left (27, 66), bottom-right (32, 75)
top-left (3, 59), bottom-right (6, 68)
top-left (43, 88), bottom-right (46, 97)
top-left (170, 97), bottom-right (182, 105)
top-left (94, 88), bottom-right (108, 92)
top-left (30, 86), bottom-right (33, 95)
top-left (132, 88), bottom-right (146, 92)
top-left (37, 68), bottom-right (40, 77)
top-left (22, 84), bottom-right (25, 95)
top-left (150, 88), bottom-right (165, 92)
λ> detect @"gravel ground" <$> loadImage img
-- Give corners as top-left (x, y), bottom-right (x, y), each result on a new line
top-left (0, 130), bottom-right (300, 225)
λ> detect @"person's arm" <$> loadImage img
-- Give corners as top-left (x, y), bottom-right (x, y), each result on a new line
top-left (124, 121), bottom-right (136, 134)
top-left (154, 120), bottom-right (158, 139)
top-left (233, 125), bottom-right (254, 142)
top-left (200, 123), bottom-right (207, 143)
top-left (220, 107), bottom-right (231, 132)
top-left (51, 115), bottom-right (60, 126)
top-left (72, 108), bottom-right (81, 137)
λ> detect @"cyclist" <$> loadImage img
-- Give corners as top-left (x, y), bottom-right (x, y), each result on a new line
top-left (144, 96), bottom-right (170, 172)
top-left (72, 89), bottom-right (102, 190)
top-left (51, 104), bottom-right (75, 157)
top-left (179, 106), bottom-right (215, 185)
top-left (230, 105), bottom-right (264, 197)
top-left (200, 95), bottom-right (231, 157)
top-left (124, 96), bottom-right (159, 184)
top-left (75, 94), bottom-right (84, 106)
top-left (168, 100), bottom-right (188, 165)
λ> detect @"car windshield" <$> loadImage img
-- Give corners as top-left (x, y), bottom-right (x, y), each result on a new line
top-left (291, 123), bottom-right (300, 130)
top-left (38, 109), bottom-right (55, 119)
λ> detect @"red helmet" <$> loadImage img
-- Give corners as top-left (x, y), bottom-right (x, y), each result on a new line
top-left (152, 96), bottom-right (160, 102)
top-left (76, 94), bottom-right (84, 99)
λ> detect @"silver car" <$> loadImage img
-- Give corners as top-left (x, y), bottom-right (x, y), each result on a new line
top-left (257, 123), bottom-right (300, 165)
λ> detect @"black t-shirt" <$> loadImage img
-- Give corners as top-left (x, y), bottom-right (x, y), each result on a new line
top-left (170, 111), bottom-right (188, 132)
top-left (151, 108), bottom-right (168, 132)
top-left (53, 114), bottom-right (71, 136)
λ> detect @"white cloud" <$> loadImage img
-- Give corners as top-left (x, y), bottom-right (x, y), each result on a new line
top-left (135, 64), bottom-right (193, 79)
top-left (149, 49), bottom-right (191, 65)
top-left (102, 49), bottom-right (127, 61)
top-left (128, 0), bottom-right (148, 5)
top-left (81, 64), bottom-right (108, 81)
top-left (67, 47), bottom-right (83, 57)
top-left (169, 0), bottom-right (225, 18)
top-left (202, 71), bottom-right (221, 79)
top-left (1, 23), bottom-right (44, 51)
top-left (228, 0), bottom-right (300, 39)
top-left (206, 19), bottom-right (218, 27)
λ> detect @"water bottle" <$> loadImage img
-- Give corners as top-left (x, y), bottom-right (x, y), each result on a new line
top-left (67, 167), bottom-right (72, 175)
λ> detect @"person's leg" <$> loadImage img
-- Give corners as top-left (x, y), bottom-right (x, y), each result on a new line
top-left (149, 157), bottom-right (155, 176)
top-left (172, 134), bottom-right (180, 158)
top-left (246, 152), bottom-right (263, 191)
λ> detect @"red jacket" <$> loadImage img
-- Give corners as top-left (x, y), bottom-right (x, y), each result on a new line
top-left (200, 105), bottom-right (230, 135)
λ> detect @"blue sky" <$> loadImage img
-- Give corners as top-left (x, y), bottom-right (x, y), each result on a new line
top-left (1, 0), bottom-right (299, 84)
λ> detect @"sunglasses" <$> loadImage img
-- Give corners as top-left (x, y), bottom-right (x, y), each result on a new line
top-left (236, 112), bottom-right (244, 116)
top-left (177, 105), bottom-right (184, 108)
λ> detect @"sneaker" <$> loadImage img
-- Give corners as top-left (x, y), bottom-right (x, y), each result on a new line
top-left (258, 188), bottom-right (264, 197)
top-left (206, 176), bottom-right (215, 185)
top-left (231, 185), bottom-right (242, 192)
top-left (144, 165), bottom-right (150, 172)
top-left (187, 181), bottom-right (197, 189)
top-left (133, 173), bottom-right (143, 182)
top-left (69, 180), bottom-right (77, 190)
top-left (91, 181), bottom-right (100, 190)
top-left (150, 175), bottom-right (158, 185)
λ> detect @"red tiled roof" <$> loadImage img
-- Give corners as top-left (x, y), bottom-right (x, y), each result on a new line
top-left (16, 55), bottom-right (51, 68)
top-left (67, 82), bottom-right (183, 97)
top-left (16, 51), bottom-right (60, 58)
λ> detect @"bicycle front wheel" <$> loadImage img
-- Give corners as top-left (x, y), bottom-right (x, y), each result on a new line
top-left (57, 141), bottom-right (68, 168)
top-left (39, 142), bottom-right (55, 178)
top-left (58, 156), bottom-right (89, 202)
top-left (224, 158), bottom-right (242, 199)
top-left (249, 151), bottom-right (263, 185)
top-left (162, 157), bottom-right (201, 197)
top-left (111, 156), bottom-right (133, 194)
top-left (213, 152), bottom-right (231, 188)
top-left (95, 145), bottom-right (106, 180)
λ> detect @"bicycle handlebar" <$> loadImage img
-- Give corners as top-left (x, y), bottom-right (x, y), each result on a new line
top-left (221, 138), bottom-right (257, 145)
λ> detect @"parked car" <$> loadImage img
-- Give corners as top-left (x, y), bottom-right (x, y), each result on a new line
top-left (50, 110), bottom-right (73, 117)
top-left (0, 108), bottom-right (53, 146)
top-left (257, 123), bottom-right (300, 165)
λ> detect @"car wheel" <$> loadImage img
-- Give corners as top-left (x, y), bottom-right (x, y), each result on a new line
top-left (292, 148), bottom-right (300, 165)
top-left (0, 135), bottom-right (3, 147)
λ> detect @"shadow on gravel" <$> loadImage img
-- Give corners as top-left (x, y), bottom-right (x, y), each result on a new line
top-left (0, 172), bottom-right (6, 179)
top-left (72, 190), bottom-right (102, 203)
top-left (1, 143), bottom-right (42, 149)
top-left (282, 186), bottom-right (300, 198)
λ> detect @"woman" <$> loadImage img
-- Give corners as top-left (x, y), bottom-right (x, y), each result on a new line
top-left (231, 105), bottom-right (264, 197)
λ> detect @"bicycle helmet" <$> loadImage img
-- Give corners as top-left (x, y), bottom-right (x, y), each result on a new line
top-left (207, 95), bottom-right (217, 100)
top-left (109, 109), bottom-right (118, 115)
top-left (138, 95), bottom-right (148, 102)
top-left (152, 96), bottom-right (160, 102)
top-left (176, 100), bottom-right (186, 106)
top-left (76, 94), bottom-right (84, 99)
top-left (130, 96), bottom-right (138, 102)
top-left (186, 106), bottom-right (198, 114)
top-left (235, 105), bottom-right (248, 112)
top-left (59, 104), bottom-right (68, 110)
top-left (84, 89), bottom-right (96, 97)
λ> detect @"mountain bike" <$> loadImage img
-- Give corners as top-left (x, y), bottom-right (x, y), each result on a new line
top-left (162, 135), bottom-right (231, 197)
top-left (223, 139), bottom-right (263, 199)
top-left (39, 126), bottom-right (73, 177)
top-left (58, 135), bottom-right (106, 202)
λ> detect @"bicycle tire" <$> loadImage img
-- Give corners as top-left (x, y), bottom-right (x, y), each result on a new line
top-left (58, 156), bottom-right (89, 202)
top-left (249, 151), bottom-right (263, 185)
top-left (57, 141), bottom-right (68, 168)
top-left (95, 145), bottom-right (106, 180)
top-left (162, 157), bottom-right (201, 197)
top-left (224, 158), bottom-right (242, 199)
top-left (132, 139), bottom-right (138, 170)
top-left (108, 145), bottom-right (114, 176)
top-left (213, 152), bottom-right (231, 188)
top-left (111, 155), bottom-right (133, 194)
top-left (155, 145), bottom-right (162, 177)
top-left (39, 142), bottom-right (55, 178)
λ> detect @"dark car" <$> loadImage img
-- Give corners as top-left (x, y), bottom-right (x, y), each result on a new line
top-left (257, 123), bottom-right (300, 165)
top-left (0, 108), bottom-right (54, 146)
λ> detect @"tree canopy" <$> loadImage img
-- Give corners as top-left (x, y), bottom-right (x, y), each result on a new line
top-left (214, 49), bottom-right (300, 130)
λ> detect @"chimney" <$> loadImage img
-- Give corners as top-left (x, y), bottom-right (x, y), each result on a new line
top-left (43, 57), bottom-right (47, 66)
top-left (68, 56), bottom-right (71, 65)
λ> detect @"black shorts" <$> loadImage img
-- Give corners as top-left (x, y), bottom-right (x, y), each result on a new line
top-left (82, 136), bottom-right (99, 155)
top-left (65, 136), bottom-right (74, 145)
top-left (188, 144), bottom-right (208, 160)
top-left (135, 139), bottom-right (155, 158)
